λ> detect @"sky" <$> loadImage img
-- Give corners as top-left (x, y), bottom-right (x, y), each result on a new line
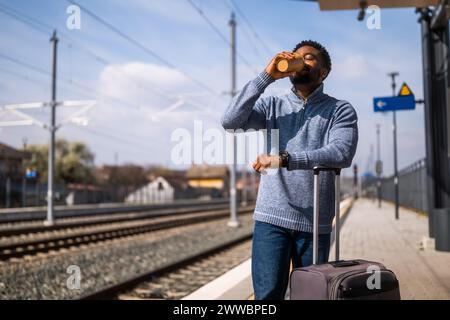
top-left (0, 0), bottom-right (429, 178)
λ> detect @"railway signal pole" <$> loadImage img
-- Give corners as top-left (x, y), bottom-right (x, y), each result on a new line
top-left (0, 30), bottom-right (95, 225)
top-left (227, 12), bottom-right (239, 228)
top-left (376, 124), bottom-right (383, 208)
top-left (388, 72), bottom-right (400, 220)
top-left (46, 30), bottom-right (59, 226)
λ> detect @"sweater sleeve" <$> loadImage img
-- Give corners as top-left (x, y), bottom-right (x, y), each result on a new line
top-left (221, 71), bottom-right (274, 131)
top-left (287, 102), bottom-right (358, 171)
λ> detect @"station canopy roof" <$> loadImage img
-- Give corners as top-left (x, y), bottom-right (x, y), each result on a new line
top-left (297, 0), bottom-right (440, 10)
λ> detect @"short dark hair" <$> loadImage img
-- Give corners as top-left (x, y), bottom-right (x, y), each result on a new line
top-left (293, 40), bottom-right (332, 74)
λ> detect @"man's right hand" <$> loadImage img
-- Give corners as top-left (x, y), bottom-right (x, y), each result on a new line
top-left (265, 52), bottom-right (298, 80)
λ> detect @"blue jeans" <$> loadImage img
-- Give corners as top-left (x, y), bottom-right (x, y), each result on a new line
top-left (252, 220), bottom-right (331, 300)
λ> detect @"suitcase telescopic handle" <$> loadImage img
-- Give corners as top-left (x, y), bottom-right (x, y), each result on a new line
top-left (313, 166), bottom-right (341, 265)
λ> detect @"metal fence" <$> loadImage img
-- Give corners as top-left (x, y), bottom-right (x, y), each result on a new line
top-left (0, 178), bottom-right (234, 208)
top-left (0, 178), bottom-right (73, 208)
top-left (378, 158), bottom-right (428, 213)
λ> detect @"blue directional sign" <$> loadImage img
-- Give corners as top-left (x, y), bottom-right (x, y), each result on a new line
top-left (373, 95), bottom-right (416, 112)
top-left (26, 169), bottom-right (37, 179)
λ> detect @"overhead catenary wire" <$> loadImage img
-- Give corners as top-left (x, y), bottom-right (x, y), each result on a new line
top-left (0, 52), bottom-right (51, 79)
top-left (71, 125), bottom-right (155, 152)
top-left (0, 51), bottom-right (204, 120)
top-left (221, 0), bottom-right (267, 65)
top-left (0, 5), bottom-right (177, 166)
top-left (228, 0), bottom-right (274, 57)
top-left (52, 124), bottom-right (159, 161)
top-left (0, 50), bottom-right (215, 160)
top-left (0, 2), bottom-right (229, 160)
top-left (0, 62), bottom-right (188, 153)
top-left (65, 0), bottom-right (221, 98)
top-left (0, 6), bottom-right (169, 99)
top-left (0, 3), bottom-right (218, 114)
top-left (0, 65), bottom-right (50, 90)
top-left (0, 3), bottom-right (50, 35)
top-left (0, 52), bottom-right (142, 111)
top-left (186, 0), bottom-right (259, 75)
top-left (0, 66), bottom-right (165, 152)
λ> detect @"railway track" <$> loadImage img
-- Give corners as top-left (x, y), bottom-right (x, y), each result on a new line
top-left (0, 199), bottom-right (353, 299)
top-left (0, 205), bottom-right (254, 260)
top-left (0, 199), bottom-right (229, 223)
top-left (79, 233), bottom-right (253, 300)
top-left (0, 202), bottom-right (233, 237)
top-left (95, 199), bottom-right (355, 301)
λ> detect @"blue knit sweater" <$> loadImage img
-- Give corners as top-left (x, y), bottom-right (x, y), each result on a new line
top-left (221, 71), bottom-right (358, 234)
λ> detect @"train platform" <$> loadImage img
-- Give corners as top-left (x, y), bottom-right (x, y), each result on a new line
top-left (337, 199), bottom-right (450, 300)
top-left (183, 198), bottom-right (450, 300)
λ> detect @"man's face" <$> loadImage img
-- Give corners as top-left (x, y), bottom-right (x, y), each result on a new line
top-left (290, 45), bottom-right (327, 86)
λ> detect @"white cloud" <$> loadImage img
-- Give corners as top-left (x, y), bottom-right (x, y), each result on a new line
top-left (62, 61), bottom-right (227, 165)
top-left (99, 62), bottom-right (189, 96)
top-left (96, 62), bottom-right (208, 122)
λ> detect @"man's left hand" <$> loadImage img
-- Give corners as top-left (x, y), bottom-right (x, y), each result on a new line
top-left (252, 154), bottom-right (281, 174)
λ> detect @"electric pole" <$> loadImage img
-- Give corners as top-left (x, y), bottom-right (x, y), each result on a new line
top-left (353, 164), bottom-right (358, 199)
top-left (388, 72), bottom-right (399, 220)
top-left (376, 124), bottom-right (382, 208)
top-left (45, 30), bottom-right (58, 226)
top-left (242, 169), bottom-right (248, 206)
top-left (228, 12), bottom-right (239, 228)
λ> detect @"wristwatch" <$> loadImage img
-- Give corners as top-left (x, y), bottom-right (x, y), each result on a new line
top-left (279, 151), bottom-right (290, 168)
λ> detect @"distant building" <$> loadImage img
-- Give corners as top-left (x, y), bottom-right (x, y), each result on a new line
top-left (0, 142), bottom-right (30, 179)
top-left (94, 164), bottom-right (147, 202)
top-left (65, 183), bottom-right (103, 205)
top-left (186, 165), bottom-right (229, 199)
top-left (125, 176), bottom-right (174, 204)
top-left (147, 170), bottom-right (196, 200)
top-left (0, 142), bottom-right (31, 207)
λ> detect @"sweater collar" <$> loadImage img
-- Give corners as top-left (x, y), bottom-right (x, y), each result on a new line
top-left (291, 83), bottom-right (325, 104)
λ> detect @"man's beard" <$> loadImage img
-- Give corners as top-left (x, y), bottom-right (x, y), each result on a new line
top-left (290, 73), bottom-right (311, 85)
top-left (290, 67), bottom-right (318, 85)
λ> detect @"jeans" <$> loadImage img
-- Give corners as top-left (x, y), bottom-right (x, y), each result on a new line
top-left (251, 220), bottom-right (331, 300)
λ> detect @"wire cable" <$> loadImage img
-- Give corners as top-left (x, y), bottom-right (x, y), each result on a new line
top-left (186, 0), bottom-right (259, 75)
top-left (66, 0), bottom-right (221, 98)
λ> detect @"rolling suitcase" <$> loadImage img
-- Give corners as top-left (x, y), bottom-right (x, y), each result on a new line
top-left (290, 166), bottom-right (401, 300)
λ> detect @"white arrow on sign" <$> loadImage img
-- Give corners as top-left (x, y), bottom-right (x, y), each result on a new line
top-left (377, 100), bottom-right (387, 109)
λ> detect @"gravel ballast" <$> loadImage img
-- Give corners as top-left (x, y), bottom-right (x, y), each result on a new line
top-left (0, 214), bottom-right (254, 300)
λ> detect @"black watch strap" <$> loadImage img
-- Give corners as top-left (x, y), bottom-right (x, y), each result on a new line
top-left (279, 151), bottom-right (290, 168)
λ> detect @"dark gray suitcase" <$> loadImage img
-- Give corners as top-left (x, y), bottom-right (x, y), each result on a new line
top-left (290, 167), bottom-right (401, 300)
